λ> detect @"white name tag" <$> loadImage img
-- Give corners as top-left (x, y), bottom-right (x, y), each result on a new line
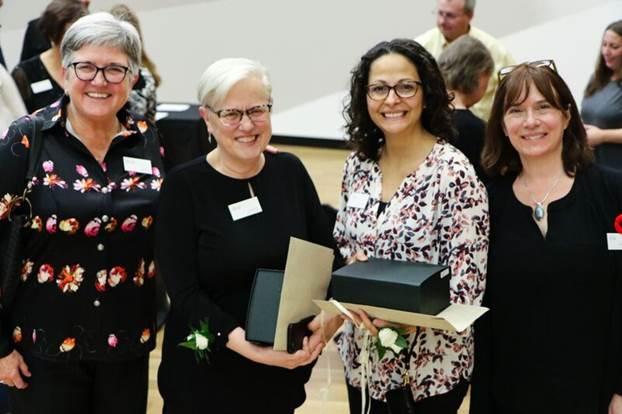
top-left (347, 192), bottom-right (369, 209)
top-left (607, 233), bottom-right (622, 250)
top-left (30, 79), bottom-right (53, 94)
top-left (229, 196), bottom-right (262, 221)
top-left (123, 156), bottom-right (152, 175)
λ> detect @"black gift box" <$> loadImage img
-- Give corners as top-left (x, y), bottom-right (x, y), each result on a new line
top-left (330, 258), bottom-right (450, 315)
top-left (245, 269), bottom-right (283, 346)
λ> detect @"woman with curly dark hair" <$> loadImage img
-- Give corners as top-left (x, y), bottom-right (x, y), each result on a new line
top-left (333, 38), bottom-right (489, 413)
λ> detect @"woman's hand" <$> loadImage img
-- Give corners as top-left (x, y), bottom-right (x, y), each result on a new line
top-left (609, 393), bottom-right (622, 414)
top-left (585, 124), bottom-right (606, 147)
top-left (308, 313), bottom-right (344, 343)
top-left (226, 327), bottom-right (324, 370)
top-left (0, 350), bottom-right (31, 389)
top-left (347, 251), bottom-right (368, 265)
top-left (348, 309), bottom-right (417, 336)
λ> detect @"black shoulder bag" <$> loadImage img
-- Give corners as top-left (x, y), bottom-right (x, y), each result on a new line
top-left (0, 117), bottom-right (43, 311)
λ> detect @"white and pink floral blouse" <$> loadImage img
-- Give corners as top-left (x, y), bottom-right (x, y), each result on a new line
top-left (334, 141), bottom-right (489, 402)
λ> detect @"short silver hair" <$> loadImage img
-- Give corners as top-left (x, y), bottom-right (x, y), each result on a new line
top-left (197, 58), bottom-right (271, 107)
top-left (438, 35), bottom-right (493, 94)
top-left (61, 12), bottom-right (142, 74)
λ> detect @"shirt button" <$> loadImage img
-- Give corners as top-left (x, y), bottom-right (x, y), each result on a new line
top-left (102, 215), bottom-right (109, 222)
top-left (93, 299), bottom-right (101, 307)
top-left (97, 243), bottom-right (104, 251)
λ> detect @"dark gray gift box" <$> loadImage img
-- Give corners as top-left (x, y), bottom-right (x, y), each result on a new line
top-left (330, 258), bottom-right (450, 315)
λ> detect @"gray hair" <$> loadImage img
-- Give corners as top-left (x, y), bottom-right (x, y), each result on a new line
top-left (61, 12), bottom-right (142, 74)
top-left (463, 0), bottom-right (476, 14)
top-left (438, 35), bottom-right (493, 94)
top-left (197, 58), bottom-right (271, 107)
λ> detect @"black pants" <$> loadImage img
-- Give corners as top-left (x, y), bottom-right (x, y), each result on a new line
top-left (347, 380), bottom-right (469, 414)
top-left (9, 353), bottom-right (149, 414)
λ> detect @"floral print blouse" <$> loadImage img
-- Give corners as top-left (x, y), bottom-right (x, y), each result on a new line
top-left (0, 96), bottom-right (163, 361)
top-left (334, 141), bottom-right (489, 402)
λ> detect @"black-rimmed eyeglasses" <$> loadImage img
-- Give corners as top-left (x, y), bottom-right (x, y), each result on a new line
top-left (497, 59), bottom-right (557, 82)
top-left (69, 62), bottom-right (130, 84)
top-left (205, 103), bottom-right (272, 127)
top-left (366, 80), bottom-right (423, 101)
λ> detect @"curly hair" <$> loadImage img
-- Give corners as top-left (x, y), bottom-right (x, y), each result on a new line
top-left (343, 38), bottom-right (455, 160)
top-left (482, 63), bottom-right (592, 176)
top-left (584, 20), bottom-right (622, 97)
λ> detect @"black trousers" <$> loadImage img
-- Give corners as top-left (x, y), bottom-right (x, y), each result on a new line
top-left (9, 353), bottom-right (149, 414)
top-left (347, 380), bottom-right (469, 414)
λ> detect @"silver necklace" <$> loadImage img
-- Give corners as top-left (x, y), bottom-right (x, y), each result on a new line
top-left (520, 172), bottom-right (563, 221)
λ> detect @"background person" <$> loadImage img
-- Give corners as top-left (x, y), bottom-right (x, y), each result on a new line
top-left (437, 34), bottom-right (494, 181)
top-left (415, 0), bottom-right (513, 121)
top-left (19, 0), bottom-right (91, 63)
top-left (334, 38), bottom-right (488, 414)
top-left (470, 61), bottom-right (622, 414)
top-left (156, 57), bottom-right (336, 414)
top-left (11, 0), bottom-right (87, 113)
top-left (0, 12), bottom-right (163, 413)
top-left (581, 19), bottom-right (622, 171)
top-left (110, 4), bottom-right (161, 123)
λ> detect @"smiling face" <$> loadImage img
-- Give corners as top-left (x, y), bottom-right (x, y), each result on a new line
top-left (503, 82), bottom-right (570, 163)
top-left (201, 76), bottom-right (272, 166)
top-left (366, 53), bottom-right (424, 140)
top-left (64, 44), bottom-right (136, 123)
top-left (602, 29), bottom-right (622, 74)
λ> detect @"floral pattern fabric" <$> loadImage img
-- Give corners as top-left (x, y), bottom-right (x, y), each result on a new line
top-left (334, 141), bottom-right (489, 401)
top-left (0, 96), bottom-right (163, 361)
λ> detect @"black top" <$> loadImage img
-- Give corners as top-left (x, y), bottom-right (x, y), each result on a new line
top-left (20, 18), bottom-right (51, 63)
top-left (470, 165), bottom-right (622, 414)
top-left (156, 152), bottom-right (335, 411)
top-left (452, 108), bottom-right (486, 182)
top-left (0, 96), bottom-right (164, 361)
top-left (11, 55), bottom-right (63, 113)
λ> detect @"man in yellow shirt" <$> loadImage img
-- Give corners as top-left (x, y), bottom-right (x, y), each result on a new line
top-left (416, 0), bottom-right (514, 120)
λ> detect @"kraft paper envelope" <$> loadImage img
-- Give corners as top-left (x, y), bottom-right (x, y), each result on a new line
top-left (313, 299), bottom-right (488, 333)
top-left (273, 237), bottom-right (334, 350)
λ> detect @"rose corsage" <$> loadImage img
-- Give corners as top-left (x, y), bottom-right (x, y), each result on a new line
top-left (178, 319), bottom-right (215, 362)
top-left (375, 327), bottom-right (408, 359)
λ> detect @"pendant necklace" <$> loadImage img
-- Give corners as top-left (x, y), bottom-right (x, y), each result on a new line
top-left (520, 172), bottom-right (563, 222)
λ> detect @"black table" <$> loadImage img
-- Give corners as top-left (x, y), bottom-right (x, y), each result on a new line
top-left (155, 103), bottom-right (215, 171)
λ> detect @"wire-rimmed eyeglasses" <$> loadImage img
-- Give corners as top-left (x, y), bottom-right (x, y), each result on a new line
top-left (366, 80), bottom-right (423, 101)
top-left (205, 103), bottom-right (273, 127)
top-left (69, 62), bottom-right (130, 84)
top-left (497, 59), bottom-right (557, 82)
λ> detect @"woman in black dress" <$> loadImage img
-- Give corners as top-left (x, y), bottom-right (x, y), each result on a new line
top-left (156, 57), bottom-right (335, 414)
top-left (470, 61), bottom-right (622, 413)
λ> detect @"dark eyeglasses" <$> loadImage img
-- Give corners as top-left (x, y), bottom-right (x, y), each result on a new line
top-left (70, 62), bottom-right (130, 84)
top-left (205, 103), bottom-right (272, 127)
top-left (366, 80), bottom-right (423, 101)
top-left (497, 59), bottom-right (557, 82)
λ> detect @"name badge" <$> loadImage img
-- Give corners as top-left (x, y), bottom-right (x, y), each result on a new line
top-left (31, 79), bottom-right (53, 94)
top-left (229, 197), bottom-right (262, 221)
top-left (607, 233), bottom-right (622, 250)
top-left (347, 192), bottom-right (369, 209)
top-left (123, 156), bottom-right (152, 175)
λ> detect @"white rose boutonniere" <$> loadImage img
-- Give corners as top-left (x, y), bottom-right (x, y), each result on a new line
top-left (179, 319), bottom-right (215, 362)
top-left (376, 327), bottom-right (408, 359)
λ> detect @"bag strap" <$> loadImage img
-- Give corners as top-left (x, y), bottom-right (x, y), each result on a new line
top-left (25, 116), bottom-right (44, 184)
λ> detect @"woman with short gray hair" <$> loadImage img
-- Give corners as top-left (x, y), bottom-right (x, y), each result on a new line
top-left (0, 12), bottom-right (163, 413)
top-left (438, 34), bottom-right (493, 180)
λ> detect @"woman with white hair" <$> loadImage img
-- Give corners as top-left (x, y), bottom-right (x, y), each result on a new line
top-left (0, 12), bottom-right (163, 413)
top-left (156, 57), bottom-right (336, 413)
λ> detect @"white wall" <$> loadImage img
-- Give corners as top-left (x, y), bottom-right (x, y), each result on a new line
top-left (1, 0), bottom-right (620, 114)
